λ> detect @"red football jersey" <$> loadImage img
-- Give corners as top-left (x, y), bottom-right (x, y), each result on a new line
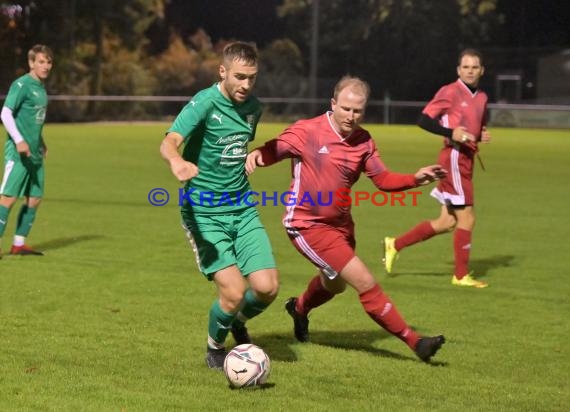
top-left (258, 113), bottom-right (396, 229)
top-left (423, 79), bottom-right (488, 146)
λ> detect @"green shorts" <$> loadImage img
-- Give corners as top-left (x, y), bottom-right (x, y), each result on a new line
top-left (181, 206), bottom-right (276, 280)
top-left (0, 158), bottom-right (44, 198)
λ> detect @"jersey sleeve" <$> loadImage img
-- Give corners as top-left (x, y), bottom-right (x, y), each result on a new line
top-left (422, 85), bottom-right (452, 119)
top-left (168, 97), bottom-right (211, 142)
top-left (256, 120), bottom-right (308, 165)
top-left (364, 138), bottom-right (416, 191)
top-left (3, 79), bottom-right (27, 113)
top-left (362, 137), bottom-right (387, 177)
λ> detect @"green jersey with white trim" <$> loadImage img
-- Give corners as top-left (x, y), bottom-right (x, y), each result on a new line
top-left (168, 83), bottom-right (262, 214)
top-left (3, 73), bottom-right (48, 165)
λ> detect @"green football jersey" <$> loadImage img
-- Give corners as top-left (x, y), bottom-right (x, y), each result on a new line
top-left (3, 73), bottom-right (48, 165)
top-left (168, 83), bottom-right (262, 214)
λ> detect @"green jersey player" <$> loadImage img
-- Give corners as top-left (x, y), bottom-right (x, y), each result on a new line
top-left (160, 41), bottom-right (279, 370)
top-left (0, 44), bottom-right (53, 257)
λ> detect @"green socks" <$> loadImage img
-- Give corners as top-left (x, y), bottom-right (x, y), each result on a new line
top-left (0, 205), bottom-right (9, 237)
top-left (208, 300), bottom-right (236, 348)
top-left (233, 288), bottom-right (270, 328)
top-left (15, 205), bottom-right (37, 237)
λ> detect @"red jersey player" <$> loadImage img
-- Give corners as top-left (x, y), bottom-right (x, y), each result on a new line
top-left (246, 76), bottom-right (446, 362)
top-left (383, 48), bottom-right (491, 288)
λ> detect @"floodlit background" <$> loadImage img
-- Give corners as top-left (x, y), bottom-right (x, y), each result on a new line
top-left (0, 0), bottom-right (568, 126)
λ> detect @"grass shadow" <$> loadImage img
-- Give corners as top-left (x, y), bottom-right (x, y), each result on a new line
top-left (33, 235), bottom-right (105, 252)
top-left (311, 329), bottom-right (447, 366)
top-left (469, 254), bottom-right (516, 276)
top-left (393, 254), bottom-right (516, 279)
top-left (388, 271), bottom-right (447, 278)
top-left (257, 329), bottom-right (447, 366)
top-left (311, 329), bottom-right (410, 360)
top-left (233, 333), bottom-right (298, 363)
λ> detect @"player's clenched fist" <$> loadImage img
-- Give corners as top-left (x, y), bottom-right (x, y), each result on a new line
top-left (169, 157), bottom-right (198, 182)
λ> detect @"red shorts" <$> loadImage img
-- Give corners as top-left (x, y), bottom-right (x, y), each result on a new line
top-left (431, 146), bottom-right (475, 206)
top-left (286, 224), bottom-right (355, 279)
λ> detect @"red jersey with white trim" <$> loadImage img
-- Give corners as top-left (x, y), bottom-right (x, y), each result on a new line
top-left (257, 112), bottom-right (414, 229)
top-left (423, 79), bottom-right (488, 151)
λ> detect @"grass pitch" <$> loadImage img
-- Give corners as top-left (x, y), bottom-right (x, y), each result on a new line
top-left (1, 123), bottom-right (568, 411)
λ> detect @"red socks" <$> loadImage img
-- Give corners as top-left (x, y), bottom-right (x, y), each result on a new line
top-left (394, 221), bottom-right (436, 251)
top-left (296, 275), bottom-right (335, 316)
top-left (359, 284), bottom-right (419, 350)
top-left (297, 279), bottom-right (421, 350)
top-left (395, 221), bottom-right (472, 279)
top-left (454, 228), bottom-right (472, 278)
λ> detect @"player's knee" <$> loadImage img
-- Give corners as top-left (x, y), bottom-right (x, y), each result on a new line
top-left (325, 282), bottom-right (347, 295)
top-left (322, 275), bottom-right (347, 295)
top-left (0, 195), bottom-right (17, 208)
top-left (457, 211), bottom-right (475, 230)
top-left (221, 295), bottom-right (245, 312)
top-left (445, 216), bottom-right (457, 231)
top-left (28, 198), bottom-right (42, 208)
top-left (435, 215), bottom-right (456, 232)
top-left (255, 285), bottom-right (279, 303)
top-left (252, 280), bottom-right (280, 303)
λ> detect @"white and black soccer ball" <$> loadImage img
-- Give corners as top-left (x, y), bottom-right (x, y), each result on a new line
top-left (223, 344), bottom-right (271, 388)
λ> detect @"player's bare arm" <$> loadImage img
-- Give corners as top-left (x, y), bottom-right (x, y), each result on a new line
top-left (451, 126), bottom-right (475, 143)
top-left (414, 165), bottom-right (448, 186)
top-left (160, 132), bottom-right (199, 182)
top-left (480, 126), bottom-right (491, 143)
top-left (418, 115), bottom-right (476, 151)
top-left (245, 149), bottom-right (264, 175)
top-left (451, 127), bottom-right (478, 150)
top-left (16, 141), bottom-right (31, 157)
top-left (1, 106), bottom-right (31, 156)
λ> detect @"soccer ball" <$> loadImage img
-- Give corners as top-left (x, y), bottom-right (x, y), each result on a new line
top-left (223, 344), bottom-right (271, 388)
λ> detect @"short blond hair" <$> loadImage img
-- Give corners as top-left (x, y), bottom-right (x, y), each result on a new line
top-left (333, 76), bottom-right (370, 100)
top-left (28, 44), bottom-right (53, 62)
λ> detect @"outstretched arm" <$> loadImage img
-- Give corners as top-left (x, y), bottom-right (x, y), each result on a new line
top-left (370, 165), bottom-right (446, 191)
top-left (413, 165), bottom-right (447, 186)
top-left (246, 127), bottom-right (304, 175)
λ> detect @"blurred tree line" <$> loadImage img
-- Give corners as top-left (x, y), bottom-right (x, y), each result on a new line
top-left (0, 0), bottom-right (567, 121)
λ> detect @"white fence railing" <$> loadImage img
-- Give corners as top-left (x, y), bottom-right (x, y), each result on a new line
top-left (2, 95), bottom-right (569, 127)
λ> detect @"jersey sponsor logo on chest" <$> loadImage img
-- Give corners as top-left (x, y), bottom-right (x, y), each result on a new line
top-left (220, 140), bottom-right (247, 166)
top-left (216, 134), bottom-right (247, 145)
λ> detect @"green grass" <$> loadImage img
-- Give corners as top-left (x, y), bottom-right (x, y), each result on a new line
top-left (1, 123), bottom-right (568, 411)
